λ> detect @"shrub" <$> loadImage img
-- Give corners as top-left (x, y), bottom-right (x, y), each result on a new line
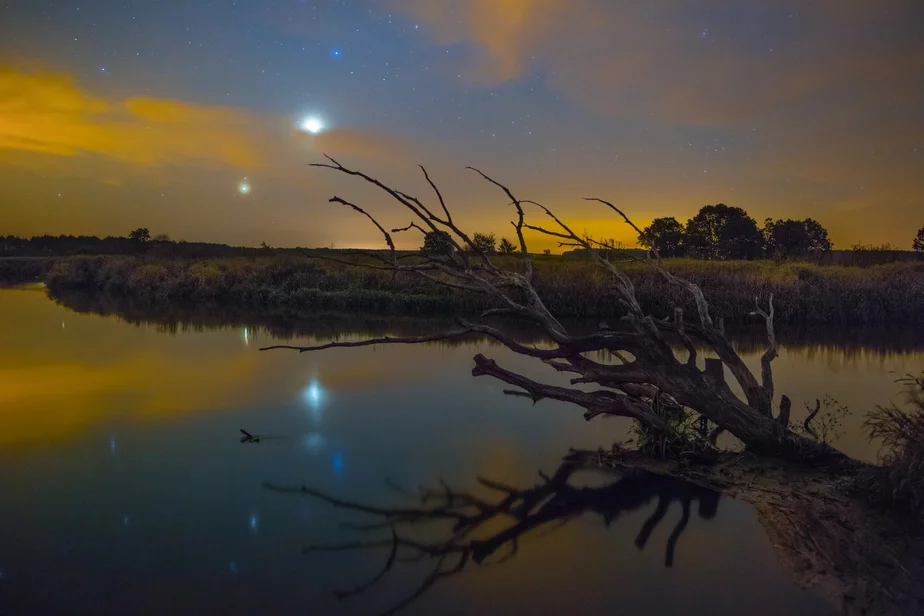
top-left (864, 373), bottom-right (924, 516)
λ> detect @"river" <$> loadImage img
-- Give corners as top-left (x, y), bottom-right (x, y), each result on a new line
top-left (1, 284), bottom-right (921, 615)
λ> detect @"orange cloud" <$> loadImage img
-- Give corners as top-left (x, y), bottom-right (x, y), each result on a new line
top-left (0, 68), bottom-right (427, 181)
top-left (0, 68), bottom-right (267, 169)
top-left (392, 0), bottom-right (570, 83)
top-left (0, 65), bottom-right (447, 248)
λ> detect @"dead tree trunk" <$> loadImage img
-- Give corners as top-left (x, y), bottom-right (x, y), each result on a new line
top-left (262, 157), bottom-right (848, 462)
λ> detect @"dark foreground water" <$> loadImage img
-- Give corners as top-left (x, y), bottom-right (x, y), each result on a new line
top-left (1, 285), bottom-right (921, 615)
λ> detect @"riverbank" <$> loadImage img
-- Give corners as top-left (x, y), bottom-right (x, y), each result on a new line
top-left (2, 253), bottom-right (923, 325)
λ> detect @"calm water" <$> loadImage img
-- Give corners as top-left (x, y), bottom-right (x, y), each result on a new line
top-left (1, 286), bottom-right (921, 615)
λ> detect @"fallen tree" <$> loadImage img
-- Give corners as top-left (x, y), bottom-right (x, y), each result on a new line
top-left (260, 158), bottom-right (923, 614)
top-left (263, 157), bottom-right (846, 461)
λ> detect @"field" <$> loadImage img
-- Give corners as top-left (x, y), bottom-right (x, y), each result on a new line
top-left (2, 253), bottom-right (923, 325)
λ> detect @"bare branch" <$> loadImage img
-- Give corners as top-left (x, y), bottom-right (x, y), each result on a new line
top-left (467, 167), bottom-right (533, 280)
top-left (804, 398), bottom-right (821, 439)
top-left (778, 395), bottom-right (791, 430)
top-left (472, 354), bottom-right (666, 428)
top-left (583, 197), bottom-right (648, 237)
top-left (419, 165), bottom-right (452, 224)
top-left (331, 527), bottom-right (400, 600)
top-left (329, 196), bottom-right (397, 265)
top-left (391, 222), bottom-right (428, 236)
top-left (673, 307), bottom-right (698, 367)
top-left (750, 293), bottom-right (778, 400)
top-left (259, 328), bottom-right (474, 353)
top-left (312, 156), bottom-right (472, 267)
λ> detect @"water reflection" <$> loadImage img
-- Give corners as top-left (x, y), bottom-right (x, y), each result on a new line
top-left (304, 432), bottom-right (324, 451)
top-left (47, 287), bottom-right (924, 354)
top-left (0, 285), bottom-right (912, 614)
top-left (265, 460), bottom-right (722, 614)
top-left (10, 285), bottom-right (921, 462)
top-left (304, 380), bottom-right (324, 410)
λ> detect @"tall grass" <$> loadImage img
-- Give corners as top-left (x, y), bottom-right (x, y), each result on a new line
top-left (615, 259), bottom-right (924, 325)
top-left (3, 253), bottom-right (922, 325)
top-left (864, 373), bottom-right (924, 516)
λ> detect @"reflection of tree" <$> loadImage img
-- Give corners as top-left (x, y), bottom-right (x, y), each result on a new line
top-left (266, 448), bottom-right (924, 616)
top-left (265, 458), bottom-right (720, 615)
top-left (49, 288), bottom-right (924, 355)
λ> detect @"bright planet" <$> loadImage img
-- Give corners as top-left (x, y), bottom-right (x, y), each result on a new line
top-left (299, 116), bottom-right (324, 135)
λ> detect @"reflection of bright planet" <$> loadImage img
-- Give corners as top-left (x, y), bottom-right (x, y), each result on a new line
top-left (307, 383), bottom-right (320, 403)
top-left (304, 380), bottom-right (323, 407)
top-left (300, 116), bottom-right (324, 134)
top-left (238, 182), bottom-right (250, 194)
top-left (304, 432), bottom-right (324, 451)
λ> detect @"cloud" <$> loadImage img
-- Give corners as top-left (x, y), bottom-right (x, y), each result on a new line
top-left (388, 0), bottom-right (924, 249)
top-left (0, 65), bottom-right (454, 250)
top-left (392, 0), bottom-right (571, 83)
top-left (0, 67), bottom-right (438, 175)
top-left (0, 68), bottom-right (268, 169)
top-left (394, 0), bottom-right (924, 128)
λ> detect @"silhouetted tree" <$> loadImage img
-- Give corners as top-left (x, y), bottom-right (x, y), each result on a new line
top-left (639, 217), bottom-right (686, 257)
top-left (0, 232), bottom-right (252, 258)
top-left (152, 233), bottom-right (171, 242)
top-left (543, 248), bottom-right (552, 256)
top-left (470, 232), bottom-right (496, 254)
top-left (914, 228), bottom-right (924, 253)
top-left (128, 228), bottom-right (151, 243)
top-left (764, 218), bottom-right (833, 258)
top-left (803, 218), bottom-right (833, 252)
top-left (498, 237), bottom-right (517, 254)
top-left (421, 230), bottom-right (454, 256)
top-left (685, 204), bottom-right (762, 260)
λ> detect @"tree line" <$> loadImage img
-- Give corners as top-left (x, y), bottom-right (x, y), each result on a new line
top-left (421, 205), bottom-right (921, 260)
top-left (4, 220), bottom-right (924, 260)
top-left (638, 204), bottom-right (836, 259)
top-left (0, 228), bottom-right (254, 258)
top-left (640, 207), bottom-right (924, 259)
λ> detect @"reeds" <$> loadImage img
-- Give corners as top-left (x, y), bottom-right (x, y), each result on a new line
top-left (3, 253), bottom-right (922, 325)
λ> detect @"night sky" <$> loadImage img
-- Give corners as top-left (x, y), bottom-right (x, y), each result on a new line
top-left (2, 1), bottom-right (922, 251)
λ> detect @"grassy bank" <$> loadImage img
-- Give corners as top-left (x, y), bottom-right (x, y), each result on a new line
top-left (0, 257), bottom-right (56, 286)
top-left (3, 254), bottom-right (923, 325)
